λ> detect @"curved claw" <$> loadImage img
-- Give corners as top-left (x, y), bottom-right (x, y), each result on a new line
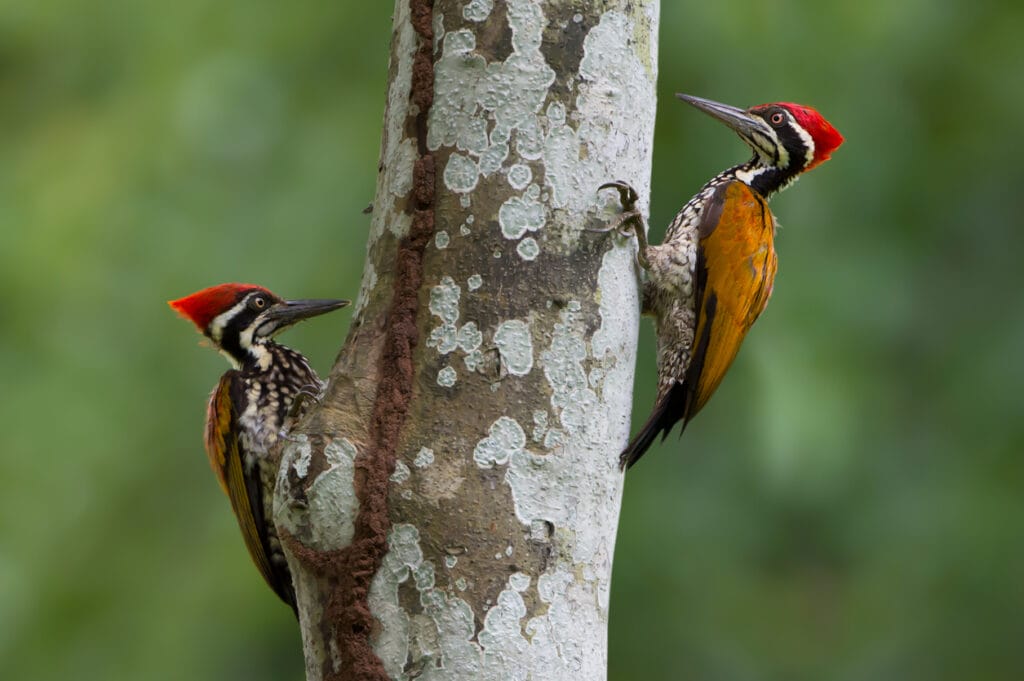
top-left (596, 181), bottom-right (651, 270)
top-left (286, 384), bottom-right (322, 422)
top-left (598, 180), bottom-right (639, 208)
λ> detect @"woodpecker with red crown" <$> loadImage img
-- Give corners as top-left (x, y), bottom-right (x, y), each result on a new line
top-left (170, 283), bottom-right (348, 614)
top-left (601, 94), bottom-right (844, 469)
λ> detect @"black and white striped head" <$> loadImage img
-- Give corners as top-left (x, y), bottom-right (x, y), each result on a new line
top-left (678, 94), bottom-right (844, 197)
top-left (170, 283), bottom-right (349, 368)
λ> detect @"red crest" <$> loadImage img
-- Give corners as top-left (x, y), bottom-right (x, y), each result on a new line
top-left (777, 103), bottom-right (844, 170)
top-left (168, 283), bottom-right (269, 331)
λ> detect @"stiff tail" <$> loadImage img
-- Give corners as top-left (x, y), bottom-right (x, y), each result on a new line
top-left (620, 284), bottom-right (717, 470)
top-left (619, 382), bottom-right (690, 469)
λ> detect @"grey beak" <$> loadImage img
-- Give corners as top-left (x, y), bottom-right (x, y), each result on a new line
top-left (676, 93), bottom-right (766, 140)
top-left (265, 298), bottom-right (350, 327)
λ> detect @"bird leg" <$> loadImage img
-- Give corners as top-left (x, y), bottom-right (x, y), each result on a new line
top-left (285, 384), bottom-right (323, 422)
top-left (594, 180), bottom-right (651, 270)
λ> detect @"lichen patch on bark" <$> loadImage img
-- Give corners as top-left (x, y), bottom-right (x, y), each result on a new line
top-left (367, 523), bottom-right (611, 680)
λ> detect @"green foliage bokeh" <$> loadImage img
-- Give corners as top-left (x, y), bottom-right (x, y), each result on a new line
top-left (2, 2), bottom-right (1021, 680)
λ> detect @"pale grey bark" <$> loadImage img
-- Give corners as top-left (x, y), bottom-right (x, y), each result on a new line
top-left (274, 1), bottom-right (659, 678)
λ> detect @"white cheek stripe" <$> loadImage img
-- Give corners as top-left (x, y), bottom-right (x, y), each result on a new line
top-left (239, 323), bottom-right (256, 351)
top-left (209, 299), bottom-right (248, 343)
top-left (793, 122), bottom-right (816, 167)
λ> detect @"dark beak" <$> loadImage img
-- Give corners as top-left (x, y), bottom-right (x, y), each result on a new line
top-left (676, 93), bottom-right (766, 141)
top-left (265, 298), bottom-right (350, 327)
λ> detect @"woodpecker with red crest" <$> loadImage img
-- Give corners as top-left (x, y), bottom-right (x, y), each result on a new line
top-left (602, 94), bottom-right (843, 469)
top-left (169, 283), bottom-right (348, 614)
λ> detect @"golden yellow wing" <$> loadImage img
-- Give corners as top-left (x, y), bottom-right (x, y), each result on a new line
top-left (683, 179), bottom-right (778, 419)
top-left (204, 373), bottom-right (295, 613)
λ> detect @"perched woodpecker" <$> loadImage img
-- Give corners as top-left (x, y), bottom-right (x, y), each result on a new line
top-left (169, 283), bottom-right (349, 613)
top-left (603, 94), bottom-right (843, 469)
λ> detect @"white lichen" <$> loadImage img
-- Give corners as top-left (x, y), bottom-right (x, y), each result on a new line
top-left (510, 572), bottom-right (531, 592)
top-left (437, 366), bottom-right (457, 387)
top-left (473, 416), bottom-right (527, 468)
top-left (444, 152), bottom-right (481, 194)
top-left (428, 0), bottom-right (555, 199)
top-left (542, 428), bottom-right (565, 450)
top-left (498, 185), bottom-right (546, 240)
top-left (516, 237), bottom-right (540, 261)
top-left (366, 524), bottom-right (420, 678)
top-left (414, 447), bottom-right (436, 469)
top-left (276, 437), bottom-right (358, 551)
top-left (427, 277), bottom-right (462, 354)
top-left (529, 519), bottom-right (552, 542)
top-left (590, 247), bottom-right (642, 441)
top-left (369, 526), bottom-right (610, 680)
top-left (288, 434), bottom-right (312, 478)
top-left (541, 302), bottom-right (596, 435)
top-left (433, 12), bottom-right (445, 55)
top-left (493, 319), bottom-right (534, 376)
top-left (507, 163), bottom-right (533, 190)
top-left (390, 138), bottom-right (419, 199)
top-left (352, 261), bottom-right (378, 318)
top-left (391, 460), bottom-right (411, 484)
top-left (464, 349), bottom-right (485, 373)
top-left (532, 409), bottom-right (548, 442)
top-left (467, 274), bottom-right (483, 291)
top-left (463, 0), bottom-right (494, 22)
top-left (457, 322), bottom-right (483, 353)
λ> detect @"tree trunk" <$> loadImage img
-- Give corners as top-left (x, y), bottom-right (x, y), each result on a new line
top-left (274, 1), bottom-right (659, 678)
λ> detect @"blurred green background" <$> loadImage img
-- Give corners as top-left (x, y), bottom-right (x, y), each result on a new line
top-left (2, 1), bottom-right (1021, 680)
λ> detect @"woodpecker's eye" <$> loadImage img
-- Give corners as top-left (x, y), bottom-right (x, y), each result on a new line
top-left (250, 296), bottom-right (267, 310)
top-left (770, 111), bottom-right (786, 126)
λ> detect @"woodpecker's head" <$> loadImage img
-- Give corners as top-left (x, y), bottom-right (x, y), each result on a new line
top-left (677, 93), bottom-right (843, 196)
top-left (169, 283), bottom-right (349, 368)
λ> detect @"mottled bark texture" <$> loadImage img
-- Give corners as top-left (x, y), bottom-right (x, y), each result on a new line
top-left (274, 1), bottom-right (659, 679)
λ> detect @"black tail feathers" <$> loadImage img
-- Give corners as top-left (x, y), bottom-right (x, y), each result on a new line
top-left (619, 382), bottom-right (689, 470)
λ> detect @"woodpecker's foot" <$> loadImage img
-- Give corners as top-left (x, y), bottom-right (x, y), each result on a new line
top-left (595, 181), bottom-right (651, 270)
top-left (286, 384), bottom-right (322, 422)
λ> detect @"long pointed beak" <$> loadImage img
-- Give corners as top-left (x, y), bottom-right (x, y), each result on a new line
top-left (265, 298), bottom-right (350, 327)
top-left (676, 93), bottom-right (766, 140)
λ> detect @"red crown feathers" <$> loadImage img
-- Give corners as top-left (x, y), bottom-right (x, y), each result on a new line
top-left (777, 103), bottom-right (844, 171)
top-left (168, 283), bottom-right (269, 331)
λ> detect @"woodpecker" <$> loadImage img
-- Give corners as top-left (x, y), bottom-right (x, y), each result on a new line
top-left (169, 283), bottom-right (349, 613)
top-left (602, 94), bottom-right (843, 469)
